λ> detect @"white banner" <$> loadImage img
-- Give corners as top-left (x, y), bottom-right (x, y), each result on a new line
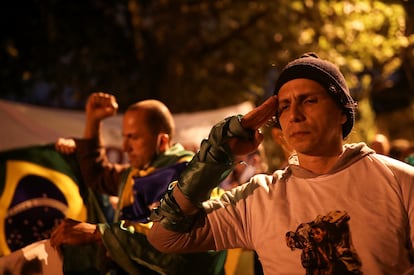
top-left (0, 99), bottom-right (254, 152)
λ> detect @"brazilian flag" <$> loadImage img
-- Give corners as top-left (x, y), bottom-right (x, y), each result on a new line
top-left (0, 144), bottom-right (87, 256)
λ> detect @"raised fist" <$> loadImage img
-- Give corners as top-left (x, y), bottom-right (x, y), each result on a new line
top-left (85, 92), bottom-right (118, 122)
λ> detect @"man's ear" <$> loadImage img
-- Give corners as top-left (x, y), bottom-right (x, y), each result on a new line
top-left (340, 112), bottom-right (347, 125)
top-left (157, 133), bottom-right (170, 153)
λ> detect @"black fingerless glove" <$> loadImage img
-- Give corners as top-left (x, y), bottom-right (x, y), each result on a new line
top-left (151, 115), bottom-right (255, 232)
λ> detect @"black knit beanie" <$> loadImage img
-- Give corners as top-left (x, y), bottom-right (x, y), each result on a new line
top-left (273, 52), bottom-right (356, 138)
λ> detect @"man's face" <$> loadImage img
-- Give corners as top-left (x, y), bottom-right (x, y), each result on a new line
top-left (277, 78), bottom-right (346, 156)
top-left (122, 109), bottom-right (158, 169)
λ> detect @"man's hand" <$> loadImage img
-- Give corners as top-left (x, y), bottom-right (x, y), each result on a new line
top-left (228, 95), bottom-right (277, 156)
top-left (55, 138), bottom-right (76, 154)
top-left (86, 92), bottom-right (118, 122)
top-left (50, 219), bottom-right (101, 250)
top-left (84, 92), bottom-right (118, 139)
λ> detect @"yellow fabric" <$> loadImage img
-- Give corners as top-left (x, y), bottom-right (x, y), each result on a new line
top-left (210, 186), bottom-right (225, 198)
top-left (119, 220), bottom-right (152, 235)
top-left (225, 249), bottom-right (255, 275)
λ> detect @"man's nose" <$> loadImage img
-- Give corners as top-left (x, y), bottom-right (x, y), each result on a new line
top-left (289, 103), bottom-right (305, 123)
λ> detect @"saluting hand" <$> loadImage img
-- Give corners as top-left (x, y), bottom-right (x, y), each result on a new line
top-left (227, 95), bottom-right (277, 156)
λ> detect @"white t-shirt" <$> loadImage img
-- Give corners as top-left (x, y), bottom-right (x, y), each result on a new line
top-left (204, 143), bottom-right (414, 274)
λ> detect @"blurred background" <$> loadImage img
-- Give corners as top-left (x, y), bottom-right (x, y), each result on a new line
top-left (1, 0), bottom-right (414, 168)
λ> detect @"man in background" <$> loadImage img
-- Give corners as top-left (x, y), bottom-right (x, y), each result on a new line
top-left (0, 92), bottom-right (226, 275)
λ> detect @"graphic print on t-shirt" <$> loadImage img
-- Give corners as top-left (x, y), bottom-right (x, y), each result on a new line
top-left (285, 210), bottom-right (362, 275)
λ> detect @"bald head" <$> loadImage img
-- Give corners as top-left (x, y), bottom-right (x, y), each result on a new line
top-left (126, 99), bottom-right (175, 140)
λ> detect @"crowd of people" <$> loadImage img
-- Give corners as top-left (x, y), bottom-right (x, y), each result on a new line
top-left (0, 52), bottom-right (414, 275)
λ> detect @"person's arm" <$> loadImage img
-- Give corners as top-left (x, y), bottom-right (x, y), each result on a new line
top-left (74, 137), bottom-right (128, 195)
top-left (83, 92), bottom-right (118, 141)
top-left (54, 137), bottom-right (125, 195)
top-left (148, 95), bottom-right (277, 252)
top-left (49, 219), bottom-right (101, 250)
top-left (55, 93), bottom-right (123, 195)
top-left (75, 92), bottom-right (126, 195)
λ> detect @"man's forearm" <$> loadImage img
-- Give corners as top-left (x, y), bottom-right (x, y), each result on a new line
top-left (150, 138), bottom-right (233, 232)
top-left (148, 188), bottom-right (216, 254)
top-left (150, 115), bottom-right (255, 233)
top-left (74, 138), bottom-right (122, 195)
top-left (83, 118), bottom-right (102, 140)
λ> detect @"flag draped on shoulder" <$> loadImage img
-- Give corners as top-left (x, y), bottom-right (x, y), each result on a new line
top-left (0, 144), bottom-right (87, 256)
top-left (120, 161), bottom-right (188, 223)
